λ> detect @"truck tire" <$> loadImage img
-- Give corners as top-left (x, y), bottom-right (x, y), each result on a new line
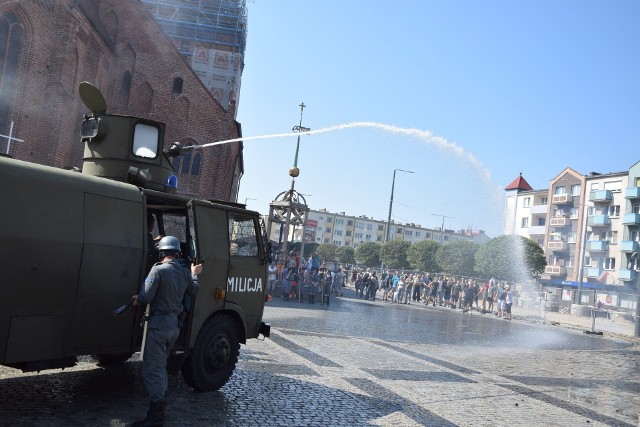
top-left (181, 314), bottom-right (240, 392)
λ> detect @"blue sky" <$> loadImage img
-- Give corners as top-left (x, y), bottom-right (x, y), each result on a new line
top-left (235, 1), bottom-right (640, 237)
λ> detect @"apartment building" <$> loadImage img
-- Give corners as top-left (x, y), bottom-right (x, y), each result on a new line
top-left (272, 208), bottom-right (488, 248)
top-left (504, 163), bottom-right (640, 313)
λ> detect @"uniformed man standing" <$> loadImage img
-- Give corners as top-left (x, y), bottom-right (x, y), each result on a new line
top-left (131, 236), bottom-right (202, 427)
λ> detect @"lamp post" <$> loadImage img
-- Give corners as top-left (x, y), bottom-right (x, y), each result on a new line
top-left (386, 169), bottom-right (414, 242)
top-left (244, 197), bottom-right (256, 206)
top-left (432, 213), bottom-right (456, 243)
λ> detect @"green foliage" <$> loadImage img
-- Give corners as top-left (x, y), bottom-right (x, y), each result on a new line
top-left (355, 241), bottom-right (381, 267)
top-left (335, 246), bottom-right (355, 265)
top-left (436, 240), bottom-right (480, 277)
top-left (406, 240), bottom-right (440, 272)
top-left (380, 239), bottom-right (411, 269)
top-left (475, 235), bottom-right (546, 281)
top-left (316, 243), bottom-right (337, 263)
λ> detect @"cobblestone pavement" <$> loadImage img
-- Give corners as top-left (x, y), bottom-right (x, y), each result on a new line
top-left (1, 286), bottom-right (638, 426)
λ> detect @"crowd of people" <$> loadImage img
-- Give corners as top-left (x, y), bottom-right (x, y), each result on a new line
top-left (268, 251), bottom-right (514, 319)
top-left (370, 271), bottom-right (514, 319)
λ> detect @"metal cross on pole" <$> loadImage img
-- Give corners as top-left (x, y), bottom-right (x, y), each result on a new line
top-left (0, 121), bottom-right (24, 155)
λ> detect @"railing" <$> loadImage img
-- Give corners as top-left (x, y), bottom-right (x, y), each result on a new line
top-left (552, 193), bottom-right (570, 204)
top-left (587, 240), bottom-right (608, 252)
top-left (624, 186), bottom-right (640, 199)
top-left (589, 190), bottom-right (613, 203)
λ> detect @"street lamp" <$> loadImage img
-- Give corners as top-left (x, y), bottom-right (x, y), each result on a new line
top-left (386, 169), bottom-right (414, 242)
top-left (244, 197), bottom-right (257, 205)
top-left (432, 213), bottom-right (456, 242)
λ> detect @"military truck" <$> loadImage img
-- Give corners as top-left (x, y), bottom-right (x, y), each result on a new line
top-left (0, 82), bottom-right (270, 392)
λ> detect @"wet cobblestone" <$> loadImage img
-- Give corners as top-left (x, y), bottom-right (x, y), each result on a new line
top-left (0, 287), bottom-right (638, 426)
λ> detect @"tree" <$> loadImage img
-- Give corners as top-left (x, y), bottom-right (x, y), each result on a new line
top-left (380, 239), bottom-right (411, 270)
top-left (355, 241), bottom-right (381, 267)
top-left (315, 243), bottom-right (337, 265)
top-left (436, 240), bottom-right (480, 277)
top-left (406, 240), bottom-right (440, 272)
top-left (335, 246), bottom-right (355, 265)
top-left (475, 235), bottom-right (546, 282)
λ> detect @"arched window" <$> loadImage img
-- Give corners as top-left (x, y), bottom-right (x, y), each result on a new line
top-left (191, 153), bottom-right (201, 175)
top-left (0, 11), bottom-right (23, 133)
top-left (172, 77), bottom-right (183, 95)
top-left (120, 71), bottom-right (131, 96)
top-left (180, 148), bottom-right (191, 175)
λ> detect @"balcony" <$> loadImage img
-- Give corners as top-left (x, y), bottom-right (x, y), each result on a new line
top-left (547, 240), bottom-right (568, 251)
top-left (589, 190), bottom-right (613, 203)
top-left (545, 265), bottom-right (566, 275)
top-left (530, 204), bottom-right (548, 214)
top-left (622, 213), bottom-right (640, 225)
top-left (528, 225), bottom-right (546, 235)
top-left (550, 216), bottom-right (570, 226)
top-left (625, 187), bottom-right (640, 199)
top-left (587, 240), bottom-right (608, 252)
top-left (587, 267), bottom-right (603, 278)
top-left (552, 194), bottom-right (570, 204)
top-left (618, 269), bottom-right (637, 281)
top-left (621, 240), bottom-right (640, 252)
top-left (587, 215), bottom-right (610, 227)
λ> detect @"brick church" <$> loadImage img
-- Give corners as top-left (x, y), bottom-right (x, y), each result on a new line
top-left (0, 0), bottom-right (244, 201)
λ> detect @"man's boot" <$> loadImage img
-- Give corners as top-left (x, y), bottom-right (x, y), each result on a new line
top-left (132, 401), bottom-right (165, 427)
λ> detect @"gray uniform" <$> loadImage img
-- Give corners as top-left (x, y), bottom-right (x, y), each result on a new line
top-left (137, 259), bottom-right (199, 403)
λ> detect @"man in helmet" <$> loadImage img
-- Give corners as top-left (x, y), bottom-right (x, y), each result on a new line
top-left (131, 236), bottom-right (202, 427)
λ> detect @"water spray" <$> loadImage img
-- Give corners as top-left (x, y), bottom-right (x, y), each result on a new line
top-left (182, 121), bottom-right (493, 184)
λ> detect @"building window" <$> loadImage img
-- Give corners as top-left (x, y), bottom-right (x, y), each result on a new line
top-left (324, 238), bottom-right (331, 243)
top-left (443, 235), bottom-right (450, 242)
top-left (366, 224), bottom-right (372, 230)
top-left (567, 232), bottom-right (576, 243)
top-left (336, 219), bottom-right (344, 225)
top-left (347, 220), bottom-right (353, 226)
top-left (415, 232), bottom-right (421, 237)
top-left (571, 184), bottom-right (581, 196)
top-left (0, 11), bottom-right (23, 135)
top-left (325, 227), bottom-right (332, 233)
top-left (378, 224), bottom-right (384, 231)
top-left (121, 71), bottom-right (132, 97)
top-left (365, 234), bottom-right (371, 240)
top-left (521, 217), bottom-right (529, 228)
top-left (523, 197), bottom-right (531, 207)
top-left (327, 217), bottom-right (333, 223)
top-left (540, 197), bottom-right (548, 205)
top-left (172, 77), bottom-right (183, 95)
top-left (377, 236), bottom-right (383, 241)
top-left (426, 232), bottom-right (431, 239)
top-left (604, 258), bottom-right (615, 270)
top-left (355, 233), bottom-right (363, 239)
top-left (335, 230), bottom-right (343, 236)
top-left (405, 230), bottom-right (413, 236)
top-left (346, 231), bottom-right (352, 237)
top-left (607, 205), bottom-right (620, 217)
top-left (537, 217), bottom-right (546, 226)
top-left (397, 227), bottom-right (403, 233)
top-left (554, 186), bottom-right (567, 195)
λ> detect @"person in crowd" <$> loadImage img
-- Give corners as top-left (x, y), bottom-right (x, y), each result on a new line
top-left (487, 278), bottom-right (496, 313)
top-left (450, 279), bottom-right (461, 309)
top-left (368, 272), bottom-right (379, 301)
top-left (443, 278), bottom-right (452, 308)
top-left (394, 275), bottom-right (406, 303)
top-left (428, 279), bottom-right (438, 306)
top-left (403, 274), bottom-right (413, 304)
top-left (267, 262), bottom-right (277, 297)
top-left (308, 269), bottom-right (319, 304)
top-left (503, 285), bottom-right (513, 319)
top-left (495, 282), bottom-right (505, 317)
top-left (334, 268), bottom-right (344, 297)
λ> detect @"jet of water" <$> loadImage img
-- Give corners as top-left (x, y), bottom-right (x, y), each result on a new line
top-left (183, 121), bottom-right (492, 184)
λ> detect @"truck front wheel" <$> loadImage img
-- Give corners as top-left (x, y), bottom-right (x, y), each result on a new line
top-left (181, 314), bottom-right (240, 391)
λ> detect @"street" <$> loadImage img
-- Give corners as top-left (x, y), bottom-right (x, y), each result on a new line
top-left (1, 286), bottom-right (638, 427)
